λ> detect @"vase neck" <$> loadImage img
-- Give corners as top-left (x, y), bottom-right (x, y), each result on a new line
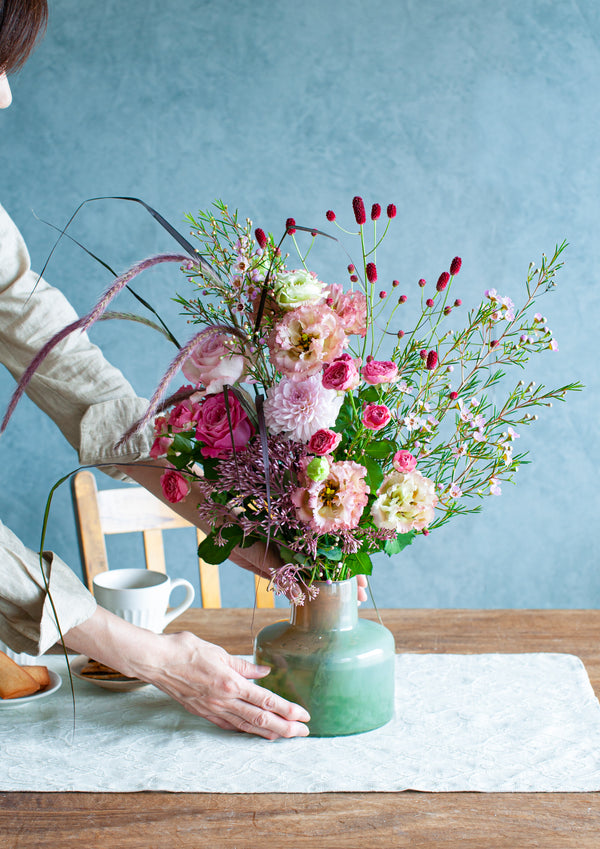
top-left (290, 578), bottom-right (358, 631)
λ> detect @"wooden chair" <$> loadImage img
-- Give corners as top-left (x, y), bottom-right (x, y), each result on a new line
top-left (71, 470), bottom-right (274, 608)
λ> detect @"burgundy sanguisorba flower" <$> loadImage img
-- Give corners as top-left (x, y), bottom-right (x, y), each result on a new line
top-left (450, 256), bottom-right (462, 275)
top-left (255, 228), bottom-right (267, 249)
top-left (386, 203), bottom-right (397, 219)
top-left (352, 196), bottom-right (366, 225)
top-left (436, 272), bottom-right (450, 292)
top-left (366, 262), bottom-right (377, 283)
top-left (371, 203), bottom-right (381, 220)
top-left (426, 350), bottom-right (438, 370)
top-left (326, 210), bottom-right (336, 221)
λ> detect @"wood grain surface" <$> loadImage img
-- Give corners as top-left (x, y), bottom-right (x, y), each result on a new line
top-left (2, 609), bottom-right (599, 849)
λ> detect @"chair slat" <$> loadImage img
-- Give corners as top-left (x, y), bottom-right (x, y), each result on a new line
top-left (72, 470), bottom-right (110, 592)
top-left (196, 529), bottom-right (221, 608)
top-left (143, 529), bottom-right (167, 574)
top-left (255, 575), bottom-right (275, 608)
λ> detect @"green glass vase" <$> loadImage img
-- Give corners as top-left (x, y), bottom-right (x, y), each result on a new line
top-left (253, 576), bottom-right (395, 736)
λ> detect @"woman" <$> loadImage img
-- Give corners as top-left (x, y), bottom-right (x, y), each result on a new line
top-left (0, 0), bottom-right (314, 739)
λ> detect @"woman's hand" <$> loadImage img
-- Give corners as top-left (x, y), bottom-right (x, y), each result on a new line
top-left (65, 607), bottom-right (310, 740)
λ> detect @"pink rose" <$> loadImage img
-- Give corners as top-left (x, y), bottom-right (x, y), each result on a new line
top-left (308, 429), bottom-right (342, 456)
top-left (160, 469), bottom-right (190, 504)
top-left (392, 450), bottom-right (417, 473)
top-left (362, 403), bottom-right (391, 430)
top-left (150, 435), bottom-right (173, 458)
top-left (195, 392), bottom-right (254, 458)
top-left (182, 331), bottom-right (247, 394)
top-left (362, 360), bottom-right (398, 385)
top-left (322, 355), bottom-right (360, 391)
top-left (168, 399), bottom-right (201, 432)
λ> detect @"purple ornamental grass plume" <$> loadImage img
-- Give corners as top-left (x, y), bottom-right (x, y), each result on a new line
top-left (1, 253), bottom-right (191, 436)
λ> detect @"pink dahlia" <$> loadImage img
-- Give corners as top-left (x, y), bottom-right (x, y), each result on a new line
top-left (292, 456), bottom-right (369, 532)
top-left (268, 303), bottom-right (347, 380)
top-left (264, 375), bottom-right (343, 443)
top-left (324, 283), bottom-right (367, 337)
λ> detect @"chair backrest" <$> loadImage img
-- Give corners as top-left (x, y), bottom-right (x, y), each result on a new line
top-left (71, 470), bottom-right (274, 608)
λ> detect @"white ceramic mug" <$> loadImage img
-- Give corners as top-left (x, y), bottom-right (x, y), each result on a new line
top-left (93, 569), bottom-right (195, 633)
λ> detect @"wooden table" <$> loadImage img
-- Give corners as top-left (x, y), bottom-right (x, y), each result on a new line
top-left (1, 609), bottom-right (599, 848)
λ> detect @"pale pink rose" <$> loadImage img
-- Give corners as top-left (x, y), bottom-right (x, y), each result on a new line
top-left (195, 392), bottom-right (254, 458)
top-left (308, 428), bottom-right (342, 455)
top-left (160, 469), bottom-right (190, 504)
top-left (392, 450), bottom-right (417, 473)
top-left (325, 284), bottom-right (367, 337)
top-left (182, 331), bottom-right (247, 394)
top-left (264, 375), bottom-right (343, 443)
top-left (150, 435), bottom-right (173, 458)
top-left (168, 399), bottom-right (201, 432)
top-left (322, 355), bottom-right (360, 391)
top-left (268, 303), bottom-right (347, 380)
top-left (362, 403), bottom-right (391, 430)
top-left (292, 457), bottom-right (369, 532)
top-left (371, 469), bottom-right (437, 533)
top-left (362, 359), bottom-right (398, 385)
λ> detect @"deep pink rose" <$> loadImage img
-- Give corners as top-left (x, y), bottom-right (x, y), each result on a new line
top-left (160, 469), bottom-right (190, 504)
top-left (308, 429), bottom-right (342, 456)
top-left (362, 360), bottom-right (398, 385)
top-left (182, 331), bottom-right (246, 394)
top-left (362, 403), bottom-right (391, 430)
top-left (168, 400), bottom-right (201, 432)
top-left (322, 355), bottom-right (360, 391)
top-left (392, 450), bottom-right (417, 473)
top-left (195, 392), bottom-right (254, 458)
top-left (150, 435), bottom-right (173, 458)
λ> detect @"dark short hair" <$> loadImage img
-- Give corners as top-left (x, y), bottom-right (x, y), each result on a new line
top-left (0, 0), bottom-right (48, 73)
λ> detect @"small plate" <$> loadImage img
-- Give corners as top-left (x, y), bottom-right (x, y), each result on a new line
top-left (0, 669), bottom-right (62, 709)
top-left (70, 656), bottom-right (150, 692)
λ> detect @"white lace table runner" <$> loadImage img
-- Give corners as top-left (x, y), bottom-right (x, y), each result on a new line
top-left (2, 653), bottom-right (600, 792)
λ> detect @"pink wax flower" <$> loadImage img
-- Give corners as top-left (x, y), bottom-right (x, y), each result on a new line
top-left (268, 303), bottom-right (347, 380)
top-left (308, 428), bottom-right (342, 455)
top-left (160, 469), bottom-right (190, 504)
top-left (195, 392), bottom-right (254, 458)
top-left (362, 403), bottom-right (392, 430)
top-left (182, 331), bottom-right (247, 394)
top-left (150, 435), bottom-right (174, 458)
top-left (324, 283), bottom-right (367, 337)
top-left (362, 359), bottom-right (398, 385)
top-left (263, 374), bottom-right (343, 443)
top-left (292, 456), bottom-right (369, 532)
top-left (322, 354), bottom-right (361, 391)
top-left (392, 450), bottom-right (417, 473)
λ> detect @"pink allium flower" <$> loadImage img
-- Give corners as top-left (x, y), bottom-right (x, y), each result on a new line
top-left (268, 303), bottom-right (347, 380)
top-left (160, 469), bottom-right (190, 504)
top-left (150, 435), bottom-right (173, 458)
top-left (324, 283), bottom-right (367, 337)
top-left (371, 469), bottom-right (437, 533)
top-left (195, 392), bottom-right (254, 458)
top-left (264, 375), bottom-right (343, 443)
top-left (362, 403), bottom-right (392, 430)
top-left (322, 354), bottom-right (361, 391)
top-left (308, 428), bottom-right (342, 455)
top-left (182, 331), bottom-right (247, 394)
top-left (292, 456), bottom-right (369, 532)
top-left (371, 203), bottom-right (381, 220)
top-left (352, 196), bottom-right (366, 225)
top-left (450, 256), bottom-right (462, 275)
top-left (326, 209), bottom-right (336, 222)
top-left (362, 359), bottom-right (398, 385)
top-left (255, 228), bottom-right (267, 249)
top-left (386, 203), bottom-right (397, 219)
top-left (366, 262), bottom-right (377, 283)
top-left (392, 450), bottom-right (417, 473)
top-left (436, 272), bottom-right (450, 292)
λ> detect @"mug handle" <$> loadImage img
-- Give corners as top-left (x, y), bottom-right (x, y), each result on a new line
top-left (164, 578), bottom-right (195, 626)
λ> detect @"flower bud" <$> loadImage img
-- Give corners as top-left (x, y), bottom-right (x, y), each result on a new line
top-left (326, 210), bottom-right (336, 222)
top-left (306, 456), bottom-right (330, 482)
top-left (449, 391), bottom-right (458, 400)
top-left (418, 278), bottom-right (426, 288)
top-left (371, 203), bottom-right (381, 220)
top-left (350, 274), bottom-right (358, 282)
top-left (444, 306), bottom-right (452, 315)
top-left (286, 217), bottom-right (296, 234)
top-left (420, 349), bottom-right (427, 359)
top-left (397, 330), bottom-right (405, 339)
top-left (352, 196), bottom-right (366, 225)
top-left (436, 272), bottom-right (450, 292)
top-left (454, 298), bottom-right (462, 307)
top-left (392, 279), bottom-right (400, 288)
top-left (426, 298), bottom-right (434, 308)
top-left (450, 256), bottom-right (462, 275)
top-left (254, 228), bottom-right (267, 249)
top-left (379, 290), bottom-right (387, 299)
top-left (347, 264), bottom-right (355, 273)
top-left (399, 294), bottom-right (407, 304)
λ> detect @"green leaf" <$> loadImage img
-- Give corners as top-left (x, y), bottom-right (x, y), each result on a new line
top-left (316, 545), bottom-right (343, 562)
top-left (384, 531), bottom-right (415, 556)
top-left (359, 386), bottom-right (379, 403)
top-left (171, 433), bottom-right (195, 453)
top-left (199, 457), bottom-right (220, 480)
top-left (363, 456), bottom-right (384, 491)
top-left (364, 439), bottom-right (396, 459)
top-left (197, 525), bottom-right (243, 564)
top-left (344, 551), bottom-right (373, 576)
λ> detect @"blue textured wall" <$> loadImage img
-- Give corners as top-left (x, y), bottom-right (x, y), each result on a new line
top-left (2, 0), bottom-right (598, 608)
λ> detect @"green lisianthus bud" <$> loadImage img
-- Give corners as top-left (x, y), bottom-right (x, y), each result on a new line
top-left (306, 456), bottom-right (329, 482)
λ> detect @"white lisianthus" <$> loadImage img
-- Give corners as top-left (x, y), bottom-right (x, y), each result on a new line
top-left (273, 269), bottom-right (325, 311)
top-left (371, 469), bottom-right (437, 533)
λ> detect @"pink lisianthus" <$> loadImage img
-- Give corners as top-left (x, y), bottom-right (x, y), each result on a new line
top-left (264, 375), bottom-right (343, 443)
top-left (268, 303), bottom-right (347, 380)
top-left (322, 354), bottom-right (361, 391)
top-left (392, 450), bottom-right (417, 473)
top-left (182, 331), bottom-right (247, 394)
top-left (150, 435), bottom-right (173, 458)
top-left (324, 283), bottom-right (367, 337)
top-left (371, 469), bottom-right (437, 533)
top-left (362, 359), bottom-right (398, 385)
top-left (308, 428), bottom-right (342, 456)
top-left (160, 469), bottom-right (190, 504)
top-left (292, 456), bottom-right (369, 532)
top-left (168, 399), bottom-right (202, 432)
top-left (362, 403), bottom-right (392, 430)
top-left (195, 392), bottom-right (254, 458)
